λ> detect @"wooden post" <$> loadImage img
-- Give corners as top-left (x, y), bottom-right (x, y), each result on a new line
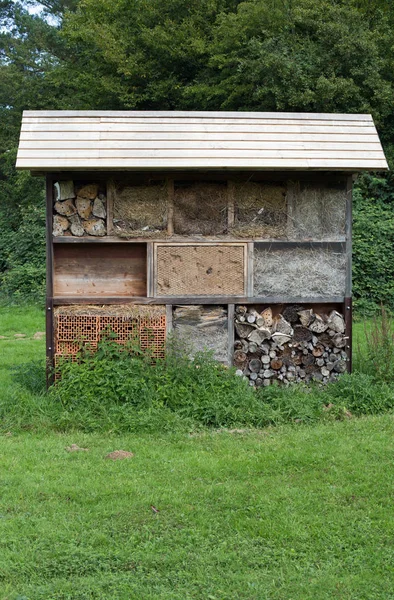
top-left (146, 242), bottom-right (154, 297)
top-left (344, 297), bottom-right (352, 373)
top-left (46, 175), bottom-right (55, 387)
top-left (345, 176), bottom-right (353, 298)
top-left (227, 304), bottom-right (235, 367)
top-left (344, 175), bottom-right (353, 373)
top-left (167, 179), bottom-right (174, 236)
top-left (106, 178), bottom-right (115, 235)
top-left (247, 242), bottom-right (254, 297)
top-left (166, 305), bottom-right (173, 336)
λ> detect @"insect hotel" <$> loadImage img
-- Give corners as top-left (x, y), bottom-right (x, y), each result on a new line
top-left (16, 111), bottom-right (388, 385)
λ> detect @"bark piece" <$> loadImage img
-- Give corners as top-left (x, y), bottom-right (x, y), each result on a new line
top-left (327, 310), bottom-right (345, 334)
top-left (76, 197), bottom-right (92, 219)
top-left (54, 180), bottom-right (75, 201)
top-left (235, 322), bottom-right (254, 339)
top-left (54, 198), bottom-right (76, 217)
top-left (271, 332), bottom-right (291, 346)
top-left (78, 183), bottom-right (99, 200)
top-left (309, 315), bottom-right (328, 333)
top-left (298, 309), bottom-right (314, 327)
top-left (273, 315), bottom-right (293, 336)
top-left (248, 328), bottom-right (271, 344)
top-left (92, 197), bottom-right (107, 219)
top-left (53, 214), bottom-right (69, 236)
top-left (69, 214), bottom-right (84, 237)
top-left (83, 218), bottom-right (106, 236)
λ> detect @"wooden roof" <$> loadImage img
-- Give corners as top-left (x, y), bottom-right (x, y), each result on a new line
top-left (16, 110), bottom-right (388, 171)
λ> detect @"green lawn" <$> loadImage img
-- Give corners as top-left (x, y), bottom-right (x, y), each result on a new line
top-left (0, 305), bottom-right (45, 390)
top-left (0, 307), bottom-right (393, 599)
top-left (0, 418), bottom-right (393, 599)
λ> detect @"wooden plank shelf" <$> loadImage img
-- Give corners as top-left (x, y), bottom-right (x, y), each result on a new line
top-left (53, 236), bottom-right (346, 245)
top-left (53, 295), bottom-right (346, 306)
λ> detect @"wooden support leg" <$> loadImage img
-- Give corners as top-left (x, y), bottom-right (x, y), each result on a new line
top-left (344, 297), bottom-right (352, 373)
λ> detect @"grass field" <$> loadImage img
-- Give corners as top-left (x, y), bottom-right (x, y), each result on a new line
top-left (0, 306), bottom-right (393, 599)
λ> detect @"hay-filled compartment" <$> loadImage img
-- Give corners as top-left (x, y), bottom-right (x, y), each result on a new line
top-left (112, 180), bottom-right (168, 237)
top-left (253, 244), bottom-right (346, 297)
top-left (155, 243), bottom-right (247, 297)
top-left (233, 303), bottom-right (348, 386)
top-left (174, 182), bottom-right (228, 236)
top-left (289, 182), bottom-right (346, 240)
top-left (231, 181), bottom-right (287, 238)
top-left (54, 305), bottom-right (167, 377)
top-left (172, 305), bottom-right (229, 364)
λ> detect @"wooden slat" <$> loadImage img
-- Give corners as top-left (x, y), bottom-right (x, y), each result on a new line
top-left (53, 295), bottom-right (346, 305)
top-left (16, 158), bottom-right (388, 169)
top-left (22, 110), bottom-right (374, 121)
top-left (19, 140), bottom-right (383, 151)
top-left (23, 117), bottom-right (375, 127)
top-left (19, 131), bottom-right (379, 143)
top-left (17, 149), bottom-right (385, 159)
top-left (21, 123), bottom-right (376, 134)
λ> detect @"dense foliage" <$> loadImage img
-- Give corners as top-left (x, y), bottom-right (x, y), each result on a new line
top-left (1, 0), bottom-right (394, 308)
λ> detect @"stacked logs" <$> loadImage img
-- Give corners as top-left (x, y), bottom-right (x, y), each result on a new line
top-left (234, 305), bottom-right (348, 386)
top-left (53, 181), bottom-right (107, 237)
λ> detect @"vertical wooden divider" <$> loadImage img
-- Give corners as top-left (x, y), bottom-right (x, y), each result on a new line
top-left (106, 178), bottom-right (115, 235)
top-left (247, 242), bottom-right (254, 297)
top-left (167, 179), bottom-right (174, 236)
top-left (146, 242), bottom-right (154, 297)
top-left (227, 304), bottom-right (235, 367)
top-left (46, 175), bottom-right (55, 387)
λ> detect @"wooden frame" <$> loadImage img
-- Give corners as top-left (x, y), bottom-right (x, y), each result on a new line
top-left (46, 168), bottom-right (356, 382)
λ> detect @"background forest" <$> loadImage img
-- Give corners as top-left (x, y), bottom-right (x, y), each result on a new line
top-left (0, 0), bottom-right (393, 313)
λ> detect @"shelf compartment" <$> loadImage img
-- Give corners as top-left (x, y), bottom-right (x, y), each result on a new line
top-left (53, 243), bottom-right (147, 297)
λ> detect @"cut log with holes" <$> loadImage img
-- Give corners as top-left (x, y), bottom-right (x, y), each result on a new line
top-left (309, 315), bottom-right (328, 333)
